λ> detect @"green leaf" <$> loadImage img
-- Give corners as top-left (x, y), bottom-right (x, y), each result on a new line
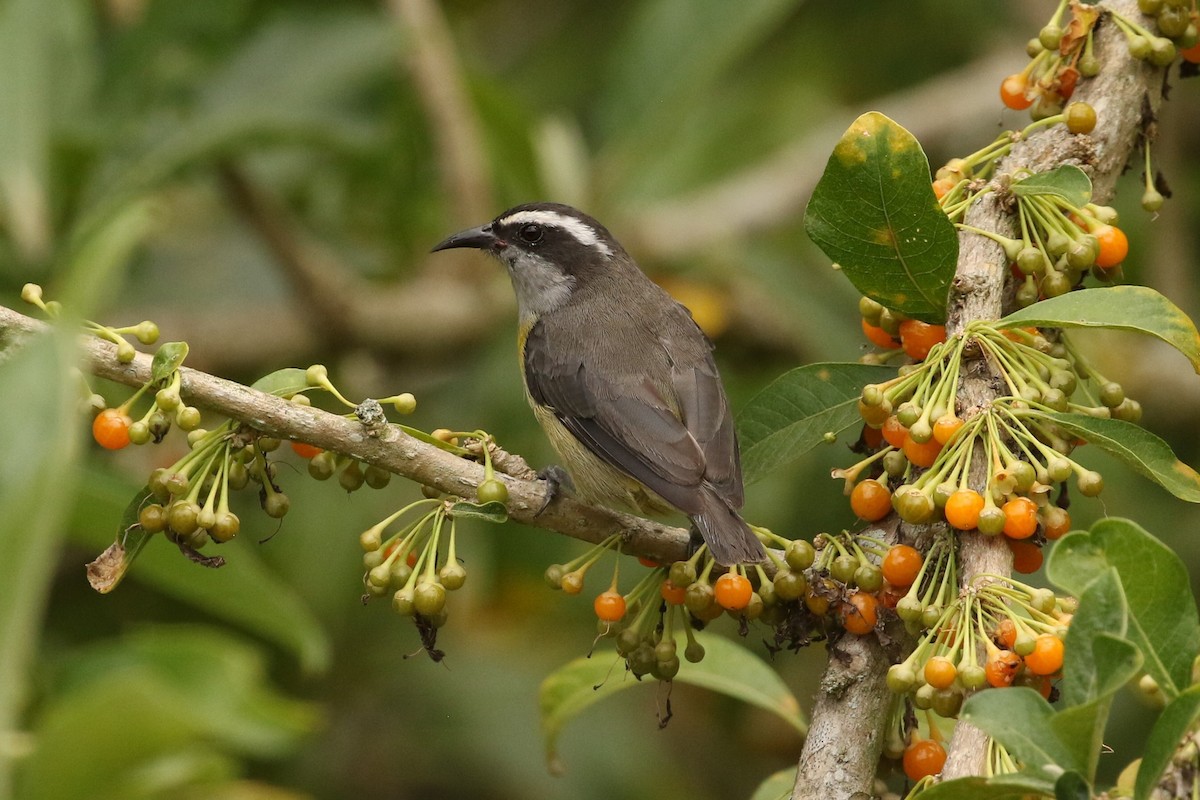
top-left (804, 111), bottom-right (958, 323)
top-left (1052, 687), bottom-right (1133, 780)
top-left (960, 687), bottom-right (1082, 775)
top-left (84, 487), bottom-right (156, 594)
top-left (1060, 568), bottom-right (1130, 707)
top-left (1012, 165), bottom-right (1093, 208)
top-left (18, 626), bottom-right (318, 800)
top-left (150, 341), bottom-right (189, 384)
top-left (915, 775), bottom-right (1057, 800)
top-left (1054, 770), bottom-right (1092, 800)
top-left (737, 362), bottom-right (897, 483)
top-left (251, 367), bottom-right (310, 398)
top-left (1041, 411), bottom-right (1200, 502)
top-left (1047, 518), bottom-right (1200, 700)
top-left (1135, 684), bottom-right (1200, 800)
top-left (539, 632), bottom-right (804, 768)
top-left (449, 500), bottom-right (509, 524)
top-left (0, 330), bottom-right (79, 795)
top-left (749, 768), bottom-right (796, 800)
top-left (998, 286), bottom-right (1200, 374)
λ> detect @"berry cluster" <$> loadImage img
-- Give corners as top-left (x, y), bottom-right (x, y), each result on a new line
top-left (850, 320), bottom-right (1133, 570)
top-left (1000, 0), bottom-right (1101, 119)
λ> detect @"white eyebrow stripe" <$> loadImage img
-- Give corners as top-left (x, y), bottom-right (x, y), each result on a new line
top-left (497, 210), bottom-right (613, 256)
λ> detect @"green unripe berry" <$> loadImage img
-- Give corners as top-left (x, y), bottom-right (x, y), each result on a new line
top-left (138, 503), bottom-right (167, 533)
top-left (1026, 37), bottom-right (1045, 58)
top-left (887, 664), bottom-right (917, 693)
top-left (858, 296), bottom-right (884, 325)
top-left (1128, 35), bottom-right (1153, 60)
top-left (1113, 398), bottom-right (1143, 423)
top-left (684, 582), bottom-right (716, 615)
top-left (1142, 187), bottom-right (1165, 213)
top-left (414, 580), bottom-right (447, 617)
top-left (960, 663), bottom-right (988, 690)
top-left (476, 478), bottom-right (509, 504)
top-left (1014, 631), bottom-right (1037, 657)
top-left (896, 402), bottom-right (922, 428)
top-left (305, 364), bottom-right (329, 386)
top-left (1039, 24), bottom-right (1063, 50)
top-left (893, 489), bottom-right (934, 524)
top-left (908, 418), bottom-right (933, 444)
top-left (1149, 37), bottom-right (1177, 66)
top-left (339, 460), bottom-right (365, 492)
top-left (978, 506), bottom-right (1007, 536)
top-left (176, 406), bottom-right (201, 431)
top-left (155, 388), bottom-right (181, 411)
top-left (544, 563), bottom-right (565, 589)
top-left (932, 687), bottom-right (964, 718)
top-left (167, 501), bottom-right (200, 536)
top-left (196, 506), bottom-right (217, 531)
top-left (1138, 0), bottom-right (1163, 13)
top-left (669, 561), bottom-right (697, 588)
top-left (392, 393), bottom-right (417, 415)
top-left (439, 562), bottom-right (467, 590)
top-left (211, 511), bottom-right (240, 543)
top-left (257, 436), bottom-right (281, 453)
top-left (896, 596), bottom-right (925, 623)
top-left (1016, 246), bottom-right (1045, 275)
top-left (364, 465), bottom-right (391, 490)
top-left (920, 605), bottom-right (943, 630)
top-left (913, 683), bottom-right (936, 710)
top-left (773, 569), bottom-right (807, 601)
top-left (128, 420), bottom-right (151, 445)
top-left (684, 640), bottom-right (705, 663)
top-left (116, 340), bottom-right (137, 363)
top-left (854, 564), bottom-right (884, 593)
top-left (785, 539), bottom-right (816, 570)
top-left (308, 451), bottom-right (336, 480)
top-left (1077, 470), bottom-right (1104, 497)
top-left (264, 491), bottom-right (290, 518)
top-left (392, 587), bottom-right (416, 616)
top-left (20, 283), bottom-right (42, 304)
top-left (1078, 52), bottom-right (1100, 77)
top-left (134, 320), bottom-right (160, 345)
top-left (883, 450), bottom-right (908, 478)
top-left (1157, 5), bottom-right (1190, 37)
top-left (830, 554), bottom-right (858, 585)
top-left (653, 655), bottom-right (681, 681)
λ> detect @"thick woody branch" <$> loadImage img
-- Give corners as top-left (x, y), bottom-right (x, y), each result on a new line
top-left (0, 303), bottom-right (692, 565)
top-left (943, 0), bottom-right (1166, 780)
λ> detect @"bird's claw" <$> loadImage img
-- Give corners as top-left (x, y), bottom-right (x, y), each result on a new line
top-left (535, 465), bottom-right (574, 515)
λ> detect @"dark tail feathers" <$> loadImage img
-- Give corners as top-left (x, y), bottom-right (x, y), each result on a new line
top-left (692, 491), bottom-right (766, 566)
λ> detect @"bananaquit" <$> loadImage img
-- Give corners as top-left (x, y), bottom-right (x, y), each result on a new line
top-left (432, 202), bottom-right (765, 566)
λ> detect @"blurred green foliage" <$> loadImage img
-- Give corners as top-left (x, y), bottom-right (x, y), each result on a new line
top-left (1, 0), bottom-right (1198, 797)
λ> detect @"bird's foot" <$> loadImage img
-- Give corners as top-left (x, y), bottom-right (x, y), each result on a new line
top-left (535, 465), bottom-right (574, 515)
top-left (686, 524), bottom-right (705, 559)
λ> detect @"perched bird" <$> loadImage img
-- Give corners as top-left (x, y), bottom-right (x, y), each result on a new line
top-left (432, 202), bottom-right (765, 565)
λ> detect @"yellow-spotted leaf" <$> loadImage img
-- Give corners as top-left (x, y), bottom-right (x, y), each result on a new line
top-left (805, 112), bottom-right (957, 323)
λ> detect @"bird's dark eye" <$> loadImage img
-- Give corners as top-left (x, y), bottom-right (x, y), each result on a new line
top-left (518, 223), bottom-right (544, 245)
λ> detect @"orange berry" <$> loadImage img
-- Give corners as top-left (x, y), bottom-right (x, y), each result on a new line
top-left (898, 319), bottom-right (947, 361)
top-left (994, 618), bottom-right (1018, 650)
top-left (291, 441), bottom-right (323, 459)
top-left (850, 479), bottom-right (892, 521)
top-left (593, 589), bottom-right (627, 622)
top-left (1008, 538), bottom-right (1044, 574)
top-left (714, 572), bottom-right (753, 611)
top-left (944, 489), bottom-right (985, 530)
top-left (1000, 73), bottom-right (1033, 110)
top-left (932, 414), bottom-right (964, 446)
top-left (861, 424), bottom-right (884, 450)
top-left (1002, 496), bottom-right (1039, 539)
top-left (862, 318), bottom-right (900, 350)
top-left (902, 434), bottom-right (942, 469)
top-left (924, 655), bottom-right (958, 689)
top-left (1184, 41), bottom-right (1200, 64)
top-left (406, 550), bottom-right (419, 568)
top-left (985, 649), bottom-right (1022, 687)
top-left (882, 544), bottom-right (922, 588)
top-left (932, 177), bottom-right (956, 200)
top-left (1093, 224), bottom-right (1129, 268)
top-left (840, 592), bottom-right (879, 635)
top-left (660, 579), bottom-right (687, 605)
top-left (92, 408), bottom-right (133, 450)
top-left (903, 739), bottom-right (948, 781)
top-left (1041, 507), bottom-right (1071, 540)
top-left (638, 556), bottom-right (661, 568)
top-left (1024, 634), bottom-right (1065, 676)
top-left (882, 415), bottom-right (908, 449)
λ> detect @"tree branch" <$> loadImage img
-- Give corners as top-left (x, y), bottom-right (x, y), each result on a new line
top-left (0, 303), bottom-right (695, 565)
top-left (942, 0), bottom-right (1167, 780)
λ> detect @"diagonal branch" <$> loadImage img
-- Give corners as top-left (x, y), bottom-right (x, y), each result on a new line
top-left (0, 302), bottom-right (694, 565)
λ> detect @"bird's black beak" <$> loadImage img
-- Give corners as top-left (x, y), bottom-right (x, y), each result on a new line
top-left (431, 224), bottom-right (499, 253)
